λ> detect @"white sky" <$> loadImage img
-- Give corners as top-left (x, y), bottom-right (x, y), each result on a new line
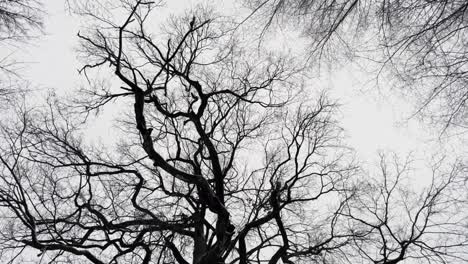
top-left (12, 1), bottom-right (464, 176)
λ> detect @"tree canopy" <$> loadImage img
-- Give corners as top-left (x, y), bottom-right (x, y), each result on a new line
top-left (0, 0), bottom-right (43, 97)
top-left (248, 0), bottom-right (468, 133)
top-left (0, 1), bottom-right (467, 264)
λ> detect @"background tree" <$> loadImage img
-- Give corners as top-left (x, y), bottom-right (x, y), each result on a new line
top-left (246, 0), bottom-right (468, 134)
top-left (0, 0), bottom-right (43, 98)
top-left (0, 0), bottom-right (42, 40)
top-left (344, 154), bottom-right (468, 263)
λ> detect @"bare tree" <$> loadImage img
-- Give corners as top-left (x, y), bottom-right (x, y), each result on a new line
top-left (374, 0), bottom-right (468, 134)
top-left (0, 1), bottom-right (466, 264)
top-left (246, 0), bottom-right (468, 133)
top-left (0, 0), bottom-right (43, 98)
top-left (343, 153), bottom-right (468, 263)
top-left (0, 1), bottom-right (356, 263)
top-left (0, 0), bottom-right (42, 40)
top-left (243, 0), bottom-right (367, 62)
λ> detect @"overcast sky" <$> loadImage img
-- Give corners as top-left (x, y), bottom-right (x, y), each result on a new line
top-left (12, 1), bottom-right (464, 174)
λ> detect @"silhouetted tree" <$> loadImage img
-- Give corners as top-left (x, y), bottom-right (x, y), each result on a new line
top-left (247, 0), bottom-right (468, 133)
top-left (0, 0), bottom-right (42, 40)
top-left (0, 0), bottom-right (43, 98)
top-left (344, 154), bottom-right (468, 263)
top-left (0, 1), bottom-right (356, 263)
